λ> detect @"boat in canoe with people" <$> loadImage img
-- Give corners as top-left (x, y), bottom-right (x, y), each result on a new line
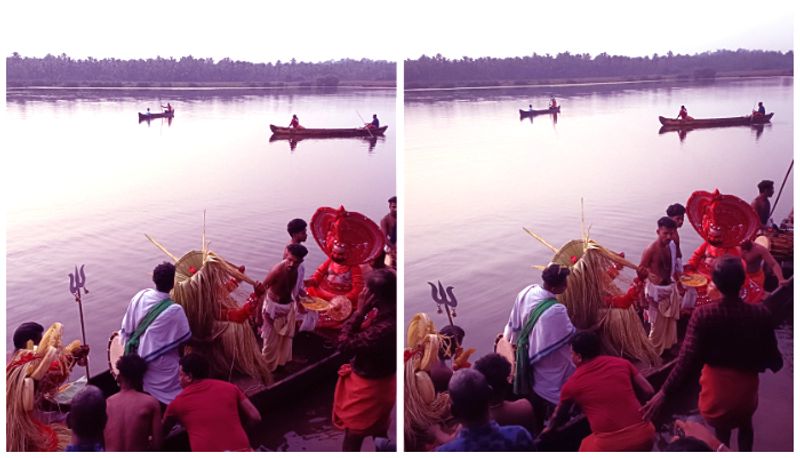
top-left (519, 106), bottom-right (560, 117)
top-left (269, 124), bottom-right (388, 138)
top-left (658, 113), bottom-right (773, 129)
top-left (138, 109), bottom-right (175, 122)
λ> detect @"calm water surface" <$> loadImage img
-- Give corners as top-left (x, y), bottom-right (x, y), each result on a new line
top-left (6, 87), bottom-right (395, 450)
top-left (405, 77), bottom-right (792, 451)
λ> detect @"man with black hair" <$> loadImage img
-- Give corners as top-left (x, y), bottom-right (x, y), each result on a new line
top-left (287, 218), bottom-right (308, 244)
top-left (380, 196), bottom-right (397, 269)
top-left (666, 203), bottom-right (686, 262)
top-left (437, 369), bottom-right (534, 451)
top-left (104, 354), bottom-right (162, 451)
top-left (332, 269), bottom-right (397, 451)
top-left (66, 386), bottom-right (107, 452)
top-left (12, 321), bottom-right (44, 352)
top-left (642, 256), bottom-right (782, 452)
top-left (163, 353), bottom-right (260, 452)
top-left (545, 331), bottom-right (655, 451)
top-left (261, 243), bottom-right (308, 371)
top-left (503, 263), bottom-right (576, 431)
top-left (751, 180), bottom-right (774, 227)
top-left (120, 262), bottom-right (191, 405)
top-left (640, 217), bottom-right (681, 356)
top-left (474, 353), bottom-right (536, 434)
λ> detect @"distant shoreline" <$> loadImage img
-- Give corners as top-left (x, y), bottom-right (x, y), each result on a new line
top-left (405, 69), bottom-right (792, 91)
top-left (6, 81), bottom-right (395, 90)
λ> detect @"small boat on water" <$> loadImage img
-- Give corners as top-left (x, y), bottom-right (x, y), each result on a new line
top-left (519, 106), bottom-right (560, 117)
top-left (658, 113), bottom-right (773, 129)
top-left (269, 124), bottom-right (388, 138)
top-left (138, 109), bottom-right (175, 122)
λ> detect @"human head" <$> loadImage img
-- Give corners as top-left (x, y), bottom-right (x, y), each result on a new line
top-left (152, 262), bottom-right (176, 293)
top-left (712, 255), bottom-right (745, 298)
top-left (758, 180), bottom-right (774, 197)
top-left (758, 102), bottom-right (764, 107)
top-left (448, 368), bottom-right (491, 425)
top-left (287, 218), bottom-right (308, 243)
top-left (292, 114), bottom-right (298, 119)
top-left (13, 322), bottom-right (44, 350)
top-left (388, 196), bottom-right (397, 217)
top-left (439, 325), bottom-right (465, 359)
top-left (373, 114), bottom-right (377, 119)
top-left (67, 386), bottom-right (107, 443)
top-left (541, 263), bottom-right (570, 294)
top-left (657, 216), bottom-right (677, 245)
top-left (666, 203), bottom-right (686, 228)
top-left (116, 353), bottom-right (148, 391)
top-left (284, 243), bottom-right (308, 270)
top-left (664, 437), bottom-right (713, 452)
top-left (570, 331), bottom-right (602, 366)
top-left (331, 244), bottom-right (347, 264)
top-left (474, 353), bottom-right (512, 400)
top-left (179, 352), bottom-right (209, 388)
top-left (366, 268), bottom-right (396, 310)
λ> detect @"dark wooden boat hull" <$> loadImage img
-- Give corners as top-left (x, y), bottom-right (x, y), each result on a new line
top-left (138, 110), bottom-right (175, 121)
top-left (658, 113), bottom-right (773, 128)
top-left (520, 106), bottom-right (560, 117)
top-left (269, 124), bottom-right (388, 137)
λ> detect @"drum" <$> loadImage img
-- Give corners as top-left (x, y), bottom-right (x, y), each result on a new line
top-left (107, 331), bottom-right (123, 378)
top-left (494, 334), bottom-right (516, 383)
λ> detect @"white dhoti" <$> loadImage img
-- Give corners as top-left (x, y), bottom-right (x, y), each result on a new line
top-left (645, 282), bottom-right (681, 355)
top-left (261, 297), bottom-right (298, 371)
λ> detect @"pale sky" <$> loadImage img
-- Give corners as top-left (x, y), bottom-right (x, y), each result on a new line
top-left (0, 0), bottom-right (795, 63)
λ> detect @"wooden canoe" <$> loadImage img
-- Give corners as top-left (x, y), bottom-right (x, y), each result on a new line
top-left (269, 124), bottom-right (388, 138)
top-left (138, 110), bottom-right (175, 121)
top-left (520, 106), bottom-right (560, 117)
top-left (658, 113), bottom-right (773, 128)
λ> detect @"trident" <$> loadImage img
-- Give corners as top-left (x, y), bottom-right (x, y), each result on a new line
top-left (68, 265), bottom-right (90, 380)
top-left (428, 281), bottom-right (457, 327)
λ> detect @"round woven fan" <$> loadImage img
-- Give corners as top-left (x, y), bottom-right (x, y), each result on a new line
top-left (175, 250), bottom-right (205, 283)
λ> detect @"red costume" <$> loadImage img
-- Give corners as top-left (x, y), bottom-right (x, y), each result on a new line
top-left (685, 190), bottom-right (762, 304)
top-left (306, 205), bottom-right (384, 329)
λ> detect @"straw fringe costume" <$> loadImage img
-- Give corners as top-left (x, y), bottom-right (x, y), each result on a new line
top-left (167, 249), bottom-right (272, 385)
top-left (6, 323), bottom-right (79, 452)
top-left (404, 313), bottom-right (453, 451)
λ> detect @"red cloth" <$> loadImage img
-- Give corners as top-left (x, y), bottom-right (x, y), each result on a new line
top-left (164, 379), bottom-right (251, 452)
top-left (560, 356), bottom-right (645, 434)
top-left (699, 364), bottom-right (759, 430)
top-left (331, 363), bottom-right (395, 434)
top-left (579, 420), bottom-right (655, 452)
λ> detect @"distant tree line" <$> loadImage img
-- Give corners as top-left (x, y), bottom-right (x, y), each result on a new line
top-left (6, 53), bottom-right (395, 86)
top-left (405, 49), bottom-right (793, 88)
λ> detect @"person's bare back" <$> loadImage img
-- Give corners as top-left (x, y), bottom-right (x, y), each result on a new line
top-left (104, 390), bottom-right (162, 451)
top-left (265, 260), bottom-right (299, 304)
top-left (641, 240), bottom-right (673, 285)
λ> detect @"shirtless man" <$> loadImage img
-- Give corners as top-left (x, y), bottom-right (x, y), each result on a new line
top-left (104, 354), bottom-right (162, 451)
top-left (751, 180), bottom-right (774, 228)
top-left (380, 197), bottom-right (397, 269)
top-left (640, 217), bottom-right (681, 355)
top-left (741, 240), bottom-right (786, 290)
top-left (261, 243), bottom-right (308, 371)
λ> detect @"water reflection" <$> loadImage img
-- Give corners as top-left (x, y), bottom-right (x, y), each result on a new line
top-left (268, 134), bottom-right (382, 153)
top-left (658, 122), bottom-right (771, 143)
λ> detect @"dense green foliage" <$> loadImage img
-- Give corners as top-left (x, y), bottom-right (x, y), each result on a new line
top-left (405, 49), bottom-right (793, 88)
top-left (6, 53), bottom-right (395, 86)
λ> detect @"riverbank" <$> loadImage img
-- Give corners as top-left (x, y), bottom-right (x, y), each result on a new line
top-left (405, 69), bottom-right (792, 91)
top-left (6, 80), bottom-right (395, 90)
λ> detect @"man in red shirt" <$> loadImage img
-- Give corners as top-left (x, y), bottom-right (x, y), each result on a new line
top-left (543, 331), bottom-right (656, 451)
top-left (163, 353), bottom-right (261, 451)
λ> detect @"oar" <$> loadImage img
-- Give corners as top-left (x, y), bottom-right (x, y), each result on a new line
top-left (769, 159), bottom-right (793, 221)
top-left (356, 110), bottom-right (375, 139)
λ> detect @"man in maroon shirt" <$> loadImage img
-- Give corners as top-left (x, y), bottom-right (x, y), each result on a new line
top-left (162, 353), bottom-right (261, 451)
top-left (543, 331), bottom-right (656, 451)
top-left (641, 256), bottom-right (783, 451)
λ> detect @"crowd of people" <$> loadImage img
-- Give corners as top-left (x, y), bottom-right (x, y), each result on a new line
top-left (405, 180), bottom-right (789, 452)
top-left (7, 197), bottom-right (398, 452)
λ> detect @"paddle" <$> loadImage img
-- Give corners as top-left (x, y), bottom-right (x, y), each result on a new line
top-left (769, 159), bottom-right (793, 222)
top-left (356, 110), bottom-right (375, 139)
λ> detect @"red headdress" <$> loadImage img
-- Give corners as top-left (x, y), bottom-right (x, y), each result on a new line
top-left (686, 189), bottom-right (760, 248)
top-left (310, 205), bottom-right (385, 266)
